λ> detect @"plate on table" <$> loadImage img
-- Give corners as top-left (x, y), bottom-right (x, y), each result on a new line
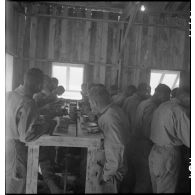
top-left (87, 126), bottom-right (100, 134)
top-left (87, 122), bottom-right (98, 127)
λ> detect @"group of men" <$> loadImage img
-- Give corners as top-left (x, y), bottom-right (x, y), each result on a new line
top-left (81, 82), bottom-right (190, 193)
top-left (6, 67), bottom-right (190, 194)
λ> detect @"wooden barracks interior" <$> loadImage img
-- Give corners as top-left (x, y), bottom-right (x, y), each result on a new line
top-left (5, 1), bottom-right (191, 194)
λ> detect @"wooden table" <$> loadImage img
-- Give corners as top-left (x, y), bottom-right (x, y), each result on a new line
top-left (25, 122), bottom-right (104, 193)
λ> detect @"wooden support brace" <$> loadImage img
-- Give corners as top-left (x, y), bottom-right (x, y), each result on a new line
top-left (26, 146), bottom-right (39, 194)
top-left (120, 2), bottom-right (141, 59)
top-left (117, 2), bottom-right (140, 88)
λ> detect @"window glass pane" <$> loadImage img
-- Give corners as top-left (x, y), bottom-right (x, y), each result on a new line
top-left (175, 79), bottom-right (180, 88)
top-left (52, 65), bottom-right (67, 89)
top-left (69, 67), bottom-right (83, 91)
top-left (150, 70), bottom-right (180, 95)
top-left (161, 74), bottom-right (178, 89)
top-left (150, 72), bottom-right (162, 95)
top-left (6, 53), bottom-right (13, 92)
top-left (52, 63), bottom-right (84, 100)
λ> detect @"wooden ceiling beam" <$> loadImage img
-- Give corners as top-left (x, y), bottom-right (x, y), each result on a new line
top-left (43, 2), bottom-right (123, 13)
top-left (19, 12), bottom-right (188, 31)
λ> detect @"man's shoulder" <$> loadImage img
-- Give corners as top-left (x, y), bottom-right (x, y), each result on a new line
top-left (139, 98), bottom-right (151, 106)
top-left (125, 94), bottom-right (137, 104)
top-left (155, 100), bottom-right (174, 115)
top-left (106, 104), bottom-right (127, 120)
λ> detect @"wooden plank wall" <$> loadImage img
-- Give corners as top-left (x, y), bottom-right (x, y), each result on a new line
top-left (8, 3), bottom-right (190, 91)
top-left (6, 1), bottom-right (18, 55)
top-left (120, 13), bottom-right (190, 90)
top-left (11, 8), bottom-right (120, 89)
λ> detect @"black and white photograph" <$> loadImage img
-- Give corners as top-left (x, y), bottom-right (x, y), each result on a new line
top-left (5, 1), bottom-right (191, 194)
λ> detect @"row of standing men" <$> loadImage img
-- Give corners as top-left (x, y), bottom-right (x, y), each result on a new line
top-left (82, 82), bottom-right (190, 193)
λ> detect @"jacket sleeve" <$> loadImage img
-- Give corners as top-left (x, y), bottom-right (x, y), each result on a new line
top-left (100, 113), bottom-right (127, 182)
top-left (17, 100), bottom-right (52, 142)
top-left (175, 110), bottom-right (190, 148)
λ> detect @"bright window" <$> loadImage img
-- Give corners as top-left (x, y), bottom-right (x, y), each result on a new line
top-left (6, 53), bottom-right (13, 92)
top-left (52, 63), bottom-right (84, 100)
top-left (150, 70), bottom-right (180, 95)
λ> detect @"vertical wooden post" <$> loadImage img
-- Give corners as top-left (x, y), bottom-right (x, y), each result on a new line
top-left (85, 147), bottom-right (101, 193)
top-left (29, 5), bottom-right (38, 68)
top-left (26, 146), bottom-right (39, 194)
top-left (117, 24), bottom-right (124, 89)
top-left (48, 6), bottom-right (57, 60)
top-left (99, 12), bottom-right (109, 84)
top-left (60, 6), bottom-right (68, 60)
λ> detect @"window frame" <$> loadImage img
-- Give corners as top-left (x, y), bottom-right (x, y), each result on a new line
top-left (150, 69), bottom-right (180, 95)
top-left (52, 62), bottom-right (84, 99)
top-left (5, 53), bottom-right (14, 92)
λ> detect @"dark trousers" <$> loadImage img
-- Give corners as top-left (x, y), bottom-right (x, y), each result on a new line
top-left (149, 145), bottom-right (181, 193)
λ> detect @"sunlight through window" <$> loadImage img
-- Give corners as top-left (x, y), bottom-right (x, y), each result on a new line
top-left (6, 53), bottom-right (13, 92)
top-left (52, 63), bottom-right (84, 100)
top-left (150, 70), bottom-right (180, 95)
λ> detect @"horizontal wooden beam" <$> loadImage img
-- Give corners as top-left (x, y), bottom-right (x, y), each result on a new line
top-left (43, 2), bottom-right (123, 13)
top-left (26, 135), bottom-right (103, 148)
top-left (12, 53), bottom-right (118, 68)
top-left (123, 66), bottom-right (185, 71)
top-left (148, 11), bottom-right (190, 17)
top-left (134, 22), bottom-right (188, 31)
top-left (19, 12), bottom-right (188, 31)
top-left (22, 12), bottom-right (122, 23)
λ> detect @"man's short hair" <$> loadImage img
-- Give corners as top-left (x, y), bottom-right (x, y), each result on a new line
top-left (137, 82), bottom-right (149, 92)
top-left (24, 68), bottom-right (43, 86)
top-left (89, 85), bottom-right (111, 105)
top-left (125, 85), bottom-right (137, 94)
top-left (155, 84), bottom-right (171, 94)
top-left (88, 83), bottom-right (105, 90)
top-left (51, 77), bottom-right (58, 85)
top-left (56, 85), bottom-right (65, 95)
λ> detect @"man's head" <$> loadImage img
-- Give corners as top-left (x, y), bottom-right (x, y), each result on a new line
top-left (109, 85), bottom-right (118, 96)
top-left (51, 77), bottom-right (59, 90)
top-left (43, 75), bottom-right (53, 93)
top-left (87, 83), bottom-right (105, 96)
top-left (81, 83), bottom-right (88, 97)
top-left (23, 68), bottom-right (44, 96)
top-left (171, 87), bottom-right (179, 99)
top-left (124, 85), bottom-right (137, 97)
top-left (176, 86), bottom-right (190, 107)
top-left (136, 83), bottom-right (151, 99)
top-left (55, 85), bottom-right (65, 96)
top-left (88, 85), bottom-right (111, 114)
top-left (153, 84), bottom-right (171, 104)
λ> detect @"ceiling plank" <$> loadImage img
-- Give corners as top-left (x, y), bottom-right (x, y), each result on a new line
top-left (43, 1), bottom-right (123, 13)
